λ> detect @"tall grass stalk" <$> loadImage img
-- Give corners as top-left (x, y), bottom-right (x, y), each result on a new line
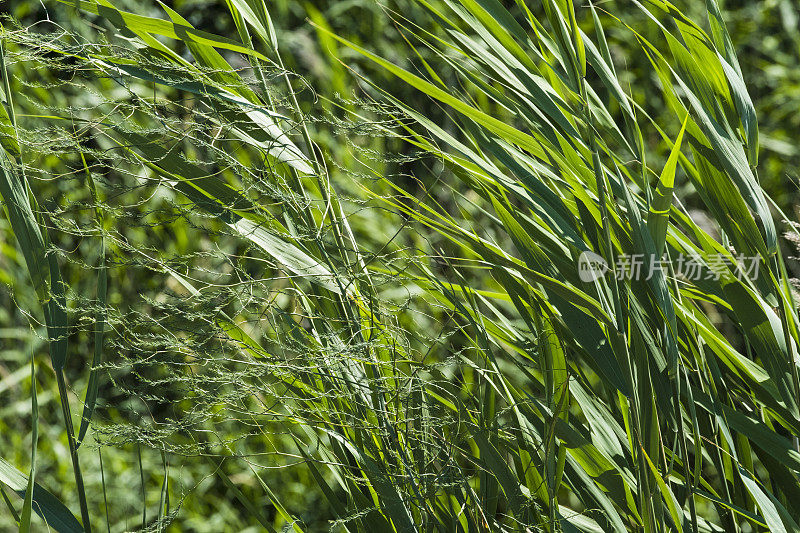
top-left (1, 35), bottom-right (91, 533)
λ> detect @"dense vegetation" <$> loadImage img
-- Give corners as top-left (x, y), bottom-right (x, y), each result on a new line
top-left (2, 0), bottom-right (800, 531)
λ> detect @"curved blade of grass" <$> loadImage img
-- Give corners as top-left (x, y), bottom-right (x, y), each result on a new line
top-left (642, 448), bottom-right (684, 533)
top-left (60, 0), bottom-right (270, 61)
top-left (738, 466), bottom-right (798, 533)
top-left (0, 101), bottom-right (19, 158)
top-left (318, 27), bottom-right (548, 161)
top-left (647, 115), bottom-right (687, 256)
top-left (0, 458), bottom-right (83, 533)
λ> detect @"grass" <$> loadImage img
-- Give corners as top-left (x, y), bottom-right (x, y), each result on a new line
top-left (1, 0), bottom-right (800, 531)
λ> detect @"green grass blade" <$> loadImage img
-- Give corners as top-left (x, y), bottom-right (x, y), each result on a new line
top-left (0, 458), bottom-right (83, 533)
top-left (18, 356), bottom-right (38, 533)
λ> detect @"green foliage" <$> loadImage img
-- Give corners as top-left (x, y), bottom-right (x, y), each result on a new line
top-left (0, 0), bottom-right (799, 532)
